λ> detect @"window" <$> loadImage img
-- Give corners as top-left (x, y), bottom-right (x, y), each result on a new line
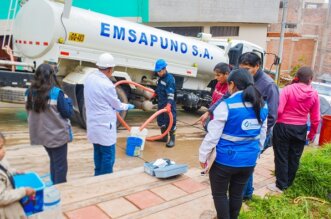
top-left (279, 1), bottom-right (283, 8)
top-left (305, 3), bottom-right (322, 9)
top-left (285, 23), bottom-right (297, 29)
top-left (155, 26), bottom-right (202, 37)
top-left (210, 26), bottom-right (239, 37)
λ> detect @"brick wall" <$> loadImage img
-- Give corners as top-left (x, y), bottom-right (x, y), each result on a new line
top-left (267, 1), bottom-right (331, 77)
top-left (266, 37), bottom-right (316, 74)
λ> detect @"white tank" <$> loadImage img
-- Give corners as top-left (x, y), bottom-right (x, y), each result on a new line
top-left (13, 0), bottom-right (227, 76)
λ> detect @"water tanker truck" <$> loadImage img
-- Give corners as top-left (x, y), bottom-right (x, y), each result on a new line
top-left (0, 0), bottom-right (264, 127)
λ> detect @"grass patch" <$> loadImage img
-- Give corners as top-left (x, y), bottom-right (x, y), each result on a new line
top-left (286, 145), bottom-right (331, 200)
top-left (240, 144), bottom-right (331, 219)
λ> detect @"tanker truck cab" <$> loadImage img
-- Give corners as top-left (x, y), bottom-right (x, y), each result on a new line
top-left (207, 39), bottom-right (265, 68)
top-left (2, 0), bottom-right (229, 127)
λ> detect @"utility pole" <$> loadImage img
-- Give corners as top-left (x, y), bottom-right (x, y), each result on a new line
top-left (276, 0), bottom-right (288, 86)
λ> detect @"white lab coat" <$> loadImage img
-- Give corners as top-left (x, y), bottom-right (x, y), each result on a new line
top-left (84, 70), bottom-right (128, 146)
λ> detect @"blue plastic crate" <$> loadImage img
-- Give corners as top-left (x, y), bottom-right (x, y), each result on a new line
top-left (144, 161), bottom-right (188, 178)
top-left (13, 172), bottom-right (45, 216)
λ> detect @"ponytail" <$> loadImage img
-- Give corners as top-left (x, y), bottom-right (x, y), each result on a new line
top-left (242, 85), bottom-right (265, 124)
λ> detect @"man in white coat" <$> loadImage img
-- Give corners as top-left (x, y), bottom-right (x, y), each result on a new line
top-left (84, 53), bottom-right (134, 176)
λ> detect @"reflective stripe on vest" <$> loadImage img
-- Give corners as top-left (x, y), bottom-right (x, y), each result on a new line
top-left (220, 133), bottom-right (260, 142)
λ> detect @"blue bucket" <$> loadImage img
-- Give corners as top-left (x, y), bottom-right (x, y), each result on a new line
top-left (13, 172), bottom-right (45, 216)
top-left (126, 136), bottom-right (143, 156)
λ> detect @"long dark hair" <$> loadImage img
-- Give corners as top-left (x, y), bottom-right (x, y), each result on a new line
top-left (227, 68), bottom-right (265, 124)
top-left (26, 64), bottom-right (61, 112)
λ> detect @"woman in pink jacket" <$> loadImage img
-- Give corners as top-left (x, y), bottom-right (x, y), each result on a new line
top-left (268, 67), bottom-right (320, 193)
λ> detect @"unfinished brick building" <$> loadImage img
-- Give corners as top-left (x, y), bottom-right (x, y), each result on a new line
top-left (267, 0), bottom-right (331, 80)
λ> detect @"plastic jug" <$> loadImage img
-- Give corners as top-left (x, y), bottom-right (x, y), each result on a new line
top-left (37, 174), bottom-right (62, 219)
top-left (130, 127), bottom-right (148, 150)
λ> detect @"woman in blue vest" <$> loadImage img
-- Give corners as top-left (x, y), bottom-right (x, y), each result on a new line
top-left (199, 68), bottom-right (268, 219)
top-left (25, 64), bottom-right (73, 184)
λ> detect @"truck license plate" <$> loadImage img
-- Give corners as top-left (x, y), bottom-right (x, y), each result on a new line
top-left (68, 32), bottom-right (85, 42)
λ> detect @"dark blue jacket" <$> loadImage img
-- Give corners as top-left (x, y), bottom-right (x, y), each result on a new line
top-left (253, 69), bottom-right (279, 134)
top-left (155, 72), bottom-right (176, 107)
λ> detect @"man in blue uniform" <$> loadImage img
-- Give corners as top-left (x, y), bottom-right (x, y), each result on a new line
top-left (154, 59), bottom-right (176, 147)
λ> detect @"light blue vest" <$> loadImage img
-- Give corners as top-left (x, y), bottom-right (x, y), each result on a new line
top-left (215, 91), bottom-right (268, 167)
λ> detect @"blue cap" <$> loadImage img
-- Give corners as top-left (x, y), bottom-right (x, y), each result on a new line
top-left (154, 59), bottom-right (167, 72)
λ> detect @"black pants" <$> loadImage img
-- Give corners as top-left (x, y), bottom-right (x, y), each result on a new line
top-left (44, 143), bottom-right (68, 184)
top-left (272, 123), bottom-right (307, 190)
top-left (209, 162), bottom-right (254, 219)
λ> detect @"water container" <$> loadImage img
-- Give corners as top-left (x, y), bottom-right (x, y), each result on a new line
top-left (13, 172), bottom-right (45, 216)
top-left (126, 136), bottom-right (143, 156)
top-left (38, 174), bottom-right (62, 219)
top-left (130, 127), bottom-right (148, 150)
top-left (319, 115), bottom-right (331, 146)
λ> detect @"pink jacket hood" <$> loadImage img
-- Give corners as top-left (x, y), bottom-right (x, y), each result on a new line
top-left (292, 83), bottom-right (315, 102)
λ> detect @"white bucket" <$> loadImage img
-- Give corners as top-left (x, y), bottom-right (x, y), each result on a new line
top-left (34, 174), bottom-right (62, 219)
top-left (130, 127), bottom-right (148, 150)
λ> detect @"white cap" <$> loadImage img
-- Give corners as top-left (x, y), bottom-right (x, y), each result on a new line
top-left (96, 53), bottom-right (116, 69)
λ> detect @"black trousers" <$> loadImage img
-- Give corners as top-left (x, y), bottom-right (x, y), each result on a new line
top-left (209, 162), bottom-right (254, 219)
top-left (44, 143), bottom-right (68, 184)
top-left (272, 123), bottom-right (307, 190)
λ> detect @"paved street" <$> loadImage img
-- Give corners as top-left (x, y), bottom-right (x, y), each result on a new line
top-left (0, 102), bottom-right (277, 218)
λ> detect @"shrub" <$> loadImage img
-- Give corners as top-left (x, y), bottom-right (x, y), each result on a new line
top-left (240, 144), bottom-right (331, 218)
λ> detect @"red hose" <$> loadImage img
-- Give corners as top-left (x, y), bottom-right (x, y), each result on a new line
top-left (141, 108), bottom-right (173, 141)
top-left (115, 80), bottom-right (155, 95)
top-left (115, 80), bottom-right (173, 141)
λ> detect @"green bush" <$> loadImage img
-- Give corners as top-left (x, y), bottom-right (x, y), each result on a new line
top-left (286, 144), bottom-right (331, 200)
top-left (240, 144), bottom-right (331, 219)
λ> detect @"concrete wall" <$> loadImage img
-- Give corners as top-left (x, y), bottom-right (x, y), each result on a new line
top-left (149, 0), bottom-right (280, 24)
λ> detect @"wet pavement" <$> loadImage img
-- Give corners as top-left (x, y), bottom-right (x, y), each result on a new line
top-left (0, 101), bottom-right (279, 219)
top-left (0, 101), bottom-right (207, 180)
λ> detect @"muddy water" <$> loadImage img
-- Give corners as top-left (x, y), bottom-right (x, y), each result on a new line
top-left (0, 102), bottom-right (207, 180)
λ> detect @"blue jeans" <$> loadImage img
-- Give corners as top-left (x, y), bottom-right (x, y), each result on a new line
top-left (243, 132), bottom-right (272, 198)
top-left (93, 144), bottom-right (115, 176)
top-left (242, 175), bottom-right (254, 198)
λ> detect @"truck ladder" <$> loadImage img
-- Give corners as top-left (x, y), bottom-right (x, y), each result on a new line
top-left (1, 0), bottom-right (20, 51)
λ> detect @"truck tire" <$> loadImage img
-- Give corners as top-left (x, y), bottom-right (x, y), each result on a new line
top-left (76, 85), bottom-right (128, 129)
top-left (115, 86), bottom-right (128, 127)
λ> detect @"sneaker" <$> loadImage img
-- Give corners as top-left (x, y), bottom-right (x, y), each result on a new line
top-left (267, 183), bottom-right (283, 193)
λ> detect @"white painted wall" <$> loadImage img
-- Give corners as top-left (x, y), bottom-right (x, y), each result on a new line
top-left (149, 0), bottom-right (280, 24)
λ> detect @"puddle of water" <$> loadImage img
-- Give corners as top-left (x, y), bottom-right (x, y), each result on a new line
top-left (117, 137), bottom-right (202, 169)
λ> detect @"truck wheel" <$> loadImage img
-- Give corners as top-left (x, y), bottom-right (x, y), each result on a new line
top-left (115, 86), bottom-right (128, 128)
top-left (76, 86), bottom-right (128, 129)
top-left (76, 87), bottom-right (86, 129)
